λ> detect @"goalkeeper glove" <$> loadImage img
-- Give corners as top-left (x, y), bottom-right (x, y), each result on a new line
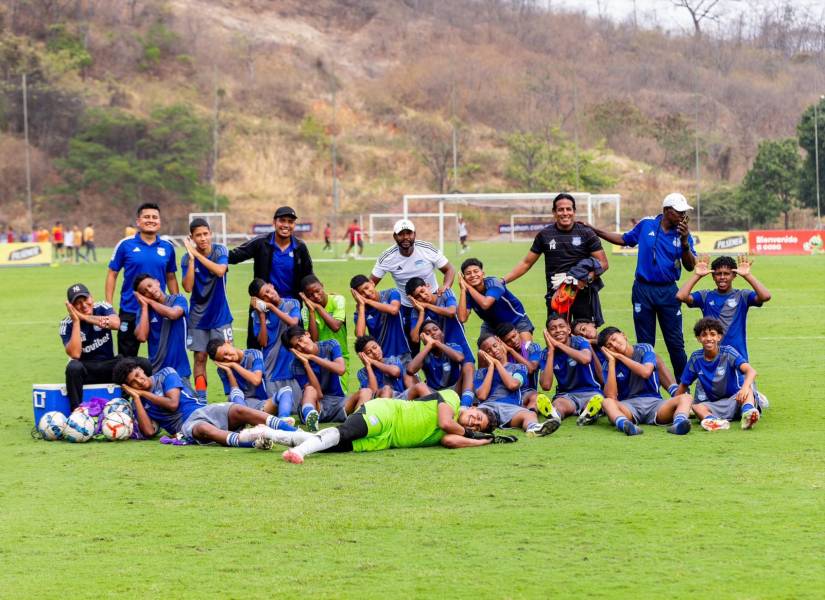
top-left (463, 428), bottom-right (494, 440)
top-left (491, 434), bottom-right (518, 444)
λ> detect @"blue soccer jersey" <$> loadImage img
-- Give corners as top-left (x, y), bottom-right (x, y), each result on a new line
top-left (690, 288), bottom-right (760, 360)
top-left (465, 277), bottom-right (528, 328)
top-left (217, 349), bottom-right (267, 400)
top-left (292, 339), bottom-right (346, 397)
top-left (354, 289), bottom-right (410, 359)
top-left (605, 343), bottom-right (661, 401)
top-left (422, 343), bottom-right (464, 390)
top-left (540, 335), bottom-right (602, 395)
top-left (59, 302), bottom-right (116, 362)
top-left (181, 244), bottom-right (233, 330)
top-left (507, 341), bottom-right (542, 390)
top-left (357, 355), bottom-right (406, 395)
top-left (621, 215), bottom-right (696, 283)
top-left (252, 298), bottom-right (301, 381)
top-left (474, 362), bottom-right (527, 406)
top-left (108, 234), bottom-right (177, 314)
top-left (408, 290), bottom-right (474, 364)
top-left (143, 367), bottom-right (203, 435)
top-left (681, 345), bottom-right (747, 402)
top-left (137, 294), bottom-right (191, 378)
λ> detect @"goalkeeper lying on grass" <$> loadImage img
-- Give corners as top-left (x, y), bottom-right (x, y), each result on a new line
top-left (269, 389), bottom-right (517, 464)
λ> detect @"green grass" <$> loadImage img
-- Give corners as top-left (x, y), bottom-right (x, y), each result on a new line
top-left (1, 242), bottom-right (824, 598)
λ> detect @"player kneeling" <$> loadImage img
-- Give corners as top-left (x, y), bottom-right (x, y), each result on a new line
top-left (269, 389), bottom-right (517, 464)
top-left (676, 318), bottom-right (760, 431)
top-left (112, 358), bottom-right (296, 448)
top-left (597, 327), bottom-right (693, 436)
top-left (355, 335), bottom-right (429, 400)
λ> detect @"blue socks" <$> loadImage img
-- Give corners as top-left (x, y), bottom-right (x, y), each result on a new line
top-left (667, 384), bottom-right (679, 397)
top-left (616, 416), bottom-right (642, 436)
top-left (266, 415), bottom-right (297, 432)
top-left (741, 402), bottom-right (755, 413)
top-left (226, 432), bottom-right (254, 448)
top-left (301, 404), bottom-right (315, 423)
top-left (460, 390), bottom-right (474, 407)
top-left (277, 388), bottom-right (293, 418)
top-left (615, 416), bottom-right (628, 432)
top-left (668, 412), bottom-right (691, 435)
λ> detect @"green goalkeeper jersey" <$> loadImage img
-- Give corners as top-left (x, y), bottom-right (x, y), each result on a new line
top-left (352, 390), bottom-right (461, 453)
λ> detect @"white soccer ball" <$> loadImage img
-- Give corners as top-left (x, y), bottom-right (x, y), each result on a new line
top-left (38, 411), bottom-right (68, 441)
top-left (63, 408), bottom-right (95, 443)
top-left (101, 411), bottom-right (133, 441)
top-left (102, 397), bottom-right (133, 419)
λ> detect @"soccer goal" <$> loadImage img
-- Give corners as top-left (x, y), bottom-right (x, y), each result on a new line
top-left (188, 212), bottom-right (227, 246)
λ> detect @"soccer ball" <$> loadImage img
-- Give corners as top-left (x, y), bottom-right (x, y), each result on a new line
top-left (38, 411), bottom-right (68, 441)
top-left (101, 411), bottom-right (133, 441)
top-left (63, 408), bottom-right (95, 443)
top-left (102, 397), bottom-right (133, 419)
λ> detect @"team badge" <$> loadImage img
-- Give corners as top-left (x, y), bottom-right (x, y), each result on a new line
top-left (716, 367), bottom-right (726, 376)
top-left (634, 303), bottom-right (641, 313)
top-left (571, 236), bottom-right (581, 246)
top-left (93, 325), bottom-right (101, 332)
top-left (120, 322), bottom-right (128, 332)
top-left (369, 415), bottom-right (379, 426)
top-left (726, 298), bottom-right (737, 308)
top-left (672, 238), bottom-right (680, 247)
top-left (157, 247), bottom-right (166, 257)
top-left (567, 358), bottom-right (576, 367)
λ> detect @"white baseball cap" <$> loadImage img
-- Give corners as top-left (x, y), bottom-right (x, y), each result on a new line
top-left (662, 193), bottom-right (693, 212)
top-left (393, 219), bottom-right (416, 234)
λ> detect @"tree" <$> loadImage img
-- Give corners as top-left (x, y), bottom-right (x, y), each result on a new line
top-left (741, 138), bottom-right (800, 228)
top-left (505, 132), bottom-right (548, 192)
top-left (406, 115), bottom-right (464, 194)
top-left (671, 0), bottom-right (727, 37)
top-left (797, 97), bottom-right (825, 213)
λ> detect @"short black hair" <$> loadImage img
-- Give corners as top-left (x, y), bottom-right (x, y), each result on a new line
top-left (546, 312), bottom-right (566, 327)
top-left (572, 318), bottom-right (596, 329)
top-left (248, 278), bottom-right (266, 298)
top-left (300, 274), bottom-right (321, 291)
top-left (460, 257), bottom-right (483, 273)
top-left (354, 335), bottom-right (376, 353)
top-left (552, 193), bottom-right (576, 210)
top-left (596, 326), bottom-right (622, 348)
top-left (494, 322), bottom-right (516, 339)
top-left (189, 218), bottom-right (210, 233)
top-left (136, 202), bottom-right (160, 217)
top-left (206, 338), bottom-right (225, 359)
top-left (711, 256), bottom-right (737, 271)
top-left (405, 277), bottom-right (427, 296)
top-left (421, 319), bottom-right (441, 333)
top-left (477, 405), bottom-right (499, 432)
top-left (281, 325), bottom-right (307, 348)
top-left (694, 317), bottom-right (725, 337)
top-left (477, 331), bottom-right (497, 348)
top-left (112, 358), bottom-right (144, 385)
top-left (132, 273), bottom-right (154, 292)
top-left (350, 274), bottom-right (369, 290)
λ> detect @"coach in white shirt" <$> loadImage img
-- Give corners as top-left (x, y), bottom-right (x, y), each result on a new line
top-left (370, 219), bottom-right (456, 342)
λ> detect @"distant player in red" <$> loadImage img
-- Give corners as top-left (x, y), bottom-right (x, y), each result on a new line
top-left (343, 219), bottom-right (363, 257)
top-left (323, 223), bottom-right (332, 252)
top-left (52, 221), bottom-right (65, 260)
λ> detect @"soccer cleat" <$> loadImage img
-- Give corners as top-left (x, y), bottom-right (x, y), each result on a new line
top-left (741, 408), bottom-right (760, 430)
top-left (536, 393), bottom-right (553, 418)
top-left (757, 393), bottom-right (769, 412)
top-left (666, 419), bottom-right (691, 435)
top-left (282, 449), bottom-right (304, 464)
top-left (304, 409), bottom-right (319, 432)
top-left (237, 424), bottom-right (271, 443)
top-left (254, 435), bottom-right (273, 450)
top-left (576, 394), bottom-right (603, 426)
top-left (527, 417), bottom-right (561, 438)
top-left (700, 417), bottom-right (730, 431)
top-left (622, 420), bottom-right (643, 436)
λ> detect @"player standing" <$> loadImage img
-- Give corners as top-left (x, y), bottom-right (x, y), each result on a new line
top-left (343, 218), bottom-right (364, 257)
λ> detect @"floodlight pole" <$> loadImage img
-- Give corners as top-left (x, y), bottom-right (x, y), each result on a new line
top-left (330, 59), bottom-right (340, 259)
top-left (815, 97), bottom-right (822, 227)
top-left (22, 73), bottom-right (33, 233)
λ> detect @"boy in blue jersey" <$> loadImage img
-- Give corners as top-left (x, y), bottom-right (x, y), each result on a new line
top-left (597, 326), bottom-right (694, 436)
top-left (475, 333), bottom-right (558, 437)
top-left (537, 314), bottom-right (604, 430)
top-left (206, 339), bottom-right (268, 410)
top-left (406, 320), bottom-right (475, 406)
top-left (495, 322), bottom-right (542, 410)
top-left (249, 278), bottom-right (302, 419)
top-left (676, 318), bottom-right (760, 431)
top-left (457, 258), bottom-right (534, 341)
top-left (350, 274), bottom-right (411, 362)
top-left (114, 358), bottom-right (295, 447)
top-left (283, 326), bottom-right (358, 432)
top-left (133, 274), bottom-right (191, 385)
top-left (355, 335), bottom-right (429, 399)
top-left (181, 218), bottom-right (234, 402)
top-left (406, 276), bottom-right (474, 363)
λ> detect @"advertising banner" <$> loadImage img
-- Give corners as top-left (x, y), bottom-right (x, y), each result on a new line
top-left (498, 222), bottom-right (552, 234)
top-left (0, 242), bottom-right (53, 267)
top-left (252, 223), bottom-right (313, 234)
top-left (611, 231), bottom-right (749, 254)
top-left (749, 230), bottom-right (824, 255)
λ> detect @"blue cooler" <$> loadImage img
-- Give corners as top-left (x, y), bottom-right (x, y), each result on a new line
top-left (82, 383), bottom-right (121, 403)
top-left (32, 384), bottom-right (70, 426)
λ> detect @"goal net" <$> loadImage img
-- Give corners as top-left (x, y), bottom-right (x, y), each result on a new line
top-left (188, 212), bottom-right (227, 246)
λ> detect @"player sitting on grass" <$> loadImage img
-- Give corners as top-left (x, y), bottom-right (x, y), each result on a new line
top-left (597, 326), bottom-right (693, 436)
top-left (406, 276), bottom-right (474, 364)
top-left (133, 274), bottom-right (191, 386)
top-left (249, 278), bottom-right (302, 418)
top-left (283, 325), bottom-right (358, 431)
top-left (537, 313), bottom-right (603, 430)
top-left (113, 358), bottom-right (295, 447)
top-left (676, 318), bottom-right (760, 431)
top-left (475, 332), bottom-right (558, 437)
top-left (457, 258), bottom-right (534, 342)
top-left (206, 339), bottom-right (267, 409)
top-left (355, 335), bottom-right (428, 399)
top-left (270, 389), bottom-right (518, 464)
top-left (350, 274), bottom-right (411, 362)
top-left (495, 322), bottom-right (542, 410)
top-left (406, 320), bottom-right (475, 406)
top-left (299, 274), bottom-right (350, 379)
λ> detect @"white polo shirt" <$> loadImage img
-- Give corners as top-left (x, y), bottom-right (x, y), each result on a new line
top-left (371, 241), bottom-right (449, 307)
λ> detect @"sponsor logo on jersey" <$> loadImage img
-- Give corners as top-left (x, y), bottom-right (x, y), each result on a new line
top-left (132, 247), bottom-right (141, 252)
top-left (617, 372), bottom-right (625, 379)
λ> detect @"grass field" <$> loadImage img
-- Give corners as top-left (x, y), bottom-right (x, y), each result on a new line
top-left (1, 241), bottom-right (823, 598)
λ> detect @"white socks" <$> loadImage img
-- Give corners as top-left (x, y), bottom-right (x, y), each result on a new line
top-left (265, 429), bottom-right (314, 447)
top-left (292, 428), bottom-right (341, 458)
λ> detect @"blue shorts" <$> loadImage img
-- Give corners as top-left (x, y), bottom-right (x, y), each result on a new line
top-left (479, 401), bottom-right (531, 428)
top-left (181, 402), bottom-right (233, 442)
top-left (695, 396), bottom-right (740, 421)
top-left (621, 395), bottom-right (664, 425)
top-left (554, 390), bottom-right (602, 413)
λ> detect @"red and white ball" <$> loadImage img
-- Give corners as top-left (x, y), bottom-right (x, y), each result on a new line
top-left (101, 411), bottom-right (133, 441)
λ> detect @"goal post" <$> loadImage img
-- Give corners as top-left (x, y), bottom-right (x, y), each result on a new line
top-left (368, 212), bottom-right (458, 244)
top-left (188, 212), bottom-right (227, 246)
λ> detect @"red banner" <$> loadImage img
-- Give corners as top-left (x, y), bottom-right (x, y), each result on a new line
top-left (749, 230), bottom-right (824, 255)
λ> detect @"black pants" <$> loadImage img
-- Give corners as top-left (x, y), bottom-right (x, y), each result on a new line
top-left (65, 358), bottom-right (120, 410)
top-left (323, 407), bottom-right (369, 453)
top-left (117, 310), bottom-right (140, 357)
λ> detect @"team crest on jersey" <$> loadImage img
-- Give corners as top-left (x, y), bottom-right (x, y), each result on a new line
top-left (93, 325), bottom-right (101, 332)
top-left (567, 358), bottom-right (576, 367)
top-left (716, 367), bottom-right (726, 376)
top-left (634, 303), bottom-right (641, 313)
top-left (415, 259), bottom-right (427, 267)
top-left (547, 239), bottom-right (557, 250)
top-left (120, 322), bottom-right (128, 332)
top-left (369, 415), bottom-right (379, 426)
top-left (726, 298), bottom-right (737, 308)
top-left (571, 236), bottom-right (581, 246)
top-left (157, 247), bottom-right (166, 257)
top-left (672, 238), bottom-right (680, 247)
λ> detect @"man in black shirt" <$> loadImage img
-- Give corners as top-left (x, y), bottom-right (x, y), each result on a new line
top-left (502, 193), bottom-right (609, 325)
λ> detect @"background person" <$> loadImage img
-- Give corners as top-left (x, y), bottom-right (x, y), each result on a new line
top-left (83, 223), bottom-right (96, 262)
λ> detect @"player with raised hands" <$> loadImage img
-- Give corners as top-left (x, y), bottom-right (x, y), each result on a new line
top-left (299, 274), bottom-right (349, 379)
top-left (406, 322), bottom-right (475, 405)
top-left (206, 339), bottom-right (267, 408)
top-left (494, 322), bottom-right (542, 410)
top-left (350, 274), bottom-right (411, 362)
top-left (355, 335), bottom-right (427, 399)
